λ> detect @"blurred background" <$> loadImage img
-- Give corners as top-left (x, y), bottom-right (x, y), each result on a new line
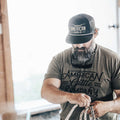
top-left (6, 0), bottom-right (120, 119)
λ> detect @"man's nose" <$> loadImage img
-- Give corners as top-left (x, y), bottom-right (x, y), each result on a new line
top-left (75, 44), bottom-right (84, 48)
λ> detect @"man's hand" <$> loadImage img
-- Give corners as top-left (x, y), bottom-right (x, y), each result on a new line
top-left (67, 93), bottom-right (91, 107)
top-left (88, 101), bottom-right (109, 118)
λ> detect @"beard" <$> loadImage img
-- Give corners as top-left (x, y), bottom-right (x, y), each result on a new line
top-left (71, 40), bottom-right (96, 68)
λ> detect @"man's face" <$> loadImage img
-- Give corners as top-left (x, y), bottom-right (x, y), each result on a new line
top-left (71, 39), bottom-right (95, 67)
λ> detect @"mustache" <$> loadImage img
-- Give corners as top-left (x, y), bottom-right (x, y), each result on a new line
top-left (74, 47), bottom-right (87, 51)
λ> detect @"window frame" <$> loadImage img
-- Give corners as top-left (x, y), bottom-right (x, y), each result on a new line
top-left (0, 0), bottom-right (15, 118)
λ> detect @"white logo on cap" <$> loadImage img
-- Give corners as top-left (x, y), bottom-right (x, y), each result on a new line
top-left (70, 24), bottom-right (86, 34)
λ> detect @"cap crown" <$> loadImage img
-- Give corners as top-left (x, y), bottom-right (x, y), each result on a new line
top-left (68, 14), bottom-right (95, 36)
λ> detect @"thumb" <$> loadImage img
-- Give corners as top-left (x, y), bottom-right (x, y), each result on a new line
top-left (90, 101), bottom-right (97, 106)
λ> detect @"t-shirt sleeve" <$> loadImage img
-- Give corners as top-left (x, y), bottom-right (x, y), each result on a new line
top-left (111, 60), bottom-right (120, 89)
top-left (44, 56), bottom-right (62, 80)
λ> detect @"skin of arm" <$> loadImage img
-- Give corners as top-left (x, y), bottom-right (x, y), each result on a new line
top-left (41, 78), bottom-right (91, 107)
top-left (88, 90), bottom-right (120, 118)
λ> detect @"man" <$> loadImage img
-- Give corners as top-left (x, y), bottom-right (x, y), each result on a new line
top-left (41, 14), bottom-right (120, 120)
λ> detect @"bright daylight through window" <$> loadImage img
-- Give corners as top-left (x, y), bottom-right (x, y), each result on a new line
top-left (7, 0), bottom-right (117, 110)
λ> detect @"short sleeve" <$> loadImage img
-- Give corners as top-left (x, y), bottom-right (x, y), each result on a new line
top-left (111, 61), bottom-right (120, 89)
top-left (44, 56), bottom-right (62, 80)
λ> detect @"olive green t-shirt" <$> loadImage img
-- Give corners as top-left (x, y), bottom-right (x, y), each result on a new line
top-left (44, 44), bottom-right (120, 120)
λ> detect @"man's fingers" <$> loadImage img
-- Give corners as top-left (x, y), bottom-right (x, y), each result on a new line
top-left (85, 100), bottom-right (90, 107)
top-left (84, 95), bottom-right (91, 107)
top-left (83, 95), bottom-right (91, 107)
top-left (79, 96), bottom-right (90, 107)
top-left (84, 94), bottom-right (91, 102)
top-left (90, 102), bottom-right (96, 106)
top-left (68, 93), bottom-right (91, 107)
top-left (82, 94), bottom-right (91, 107)
top-left (79, 102), bottom-right (84, 107)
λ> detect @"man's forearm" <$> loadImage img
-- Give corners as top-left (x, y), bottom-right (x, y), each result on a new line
top-left (41, 84), bottom-right (91, 107)
top-left (107, 90), bottom-right (120, 113)
top-left (41, 84), bottom-right (70, 104)
top-left (88, 97), bottom-right (120, 118)
top-left (41, 78), bottom-right (91, 106)
top-left (108, 97), bottom-right (120, 113)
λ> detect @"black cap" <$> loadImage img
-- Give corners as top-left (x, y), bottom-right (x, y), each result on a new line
top-left (66, 14), bottom-right (95, 44)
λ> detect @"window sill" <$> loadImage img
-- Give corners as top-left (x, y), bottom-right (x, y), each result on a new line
top-left (15, 99), bottom-right (60, 116)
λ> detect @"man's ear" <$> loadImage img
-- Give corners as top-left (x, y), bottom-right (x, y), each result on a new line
top-left (94, 28), bottom-right (99, 38)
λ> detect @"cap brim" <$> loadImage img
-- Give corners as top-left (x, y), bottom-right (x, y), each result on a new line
top-left (66, 34), bottom-right (93, 44)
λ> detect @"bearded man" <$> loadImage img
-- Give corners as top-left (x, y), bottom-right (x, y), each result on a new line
top-left (41, 14), bottom-right (120, 120)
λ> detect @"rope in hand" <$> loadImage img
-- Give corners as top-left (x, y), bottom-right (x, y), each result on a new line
top-left (65, 104), bottom-right (100, 120)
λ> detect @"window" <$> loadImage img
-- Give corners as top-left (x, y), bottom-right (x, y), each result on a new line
top-left (7, 0), bottom-right (117, 114)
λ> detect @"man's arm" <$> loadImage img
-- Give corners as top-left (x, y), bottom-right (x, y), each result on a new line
top-left (41, 78), bottom-right (68, 104)
top-left (89, 90), bottom-right (120, 118)
top-left (41, 78), bottom-right (91, 107)
top-left (109, 89), bottom-right (120, 113)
